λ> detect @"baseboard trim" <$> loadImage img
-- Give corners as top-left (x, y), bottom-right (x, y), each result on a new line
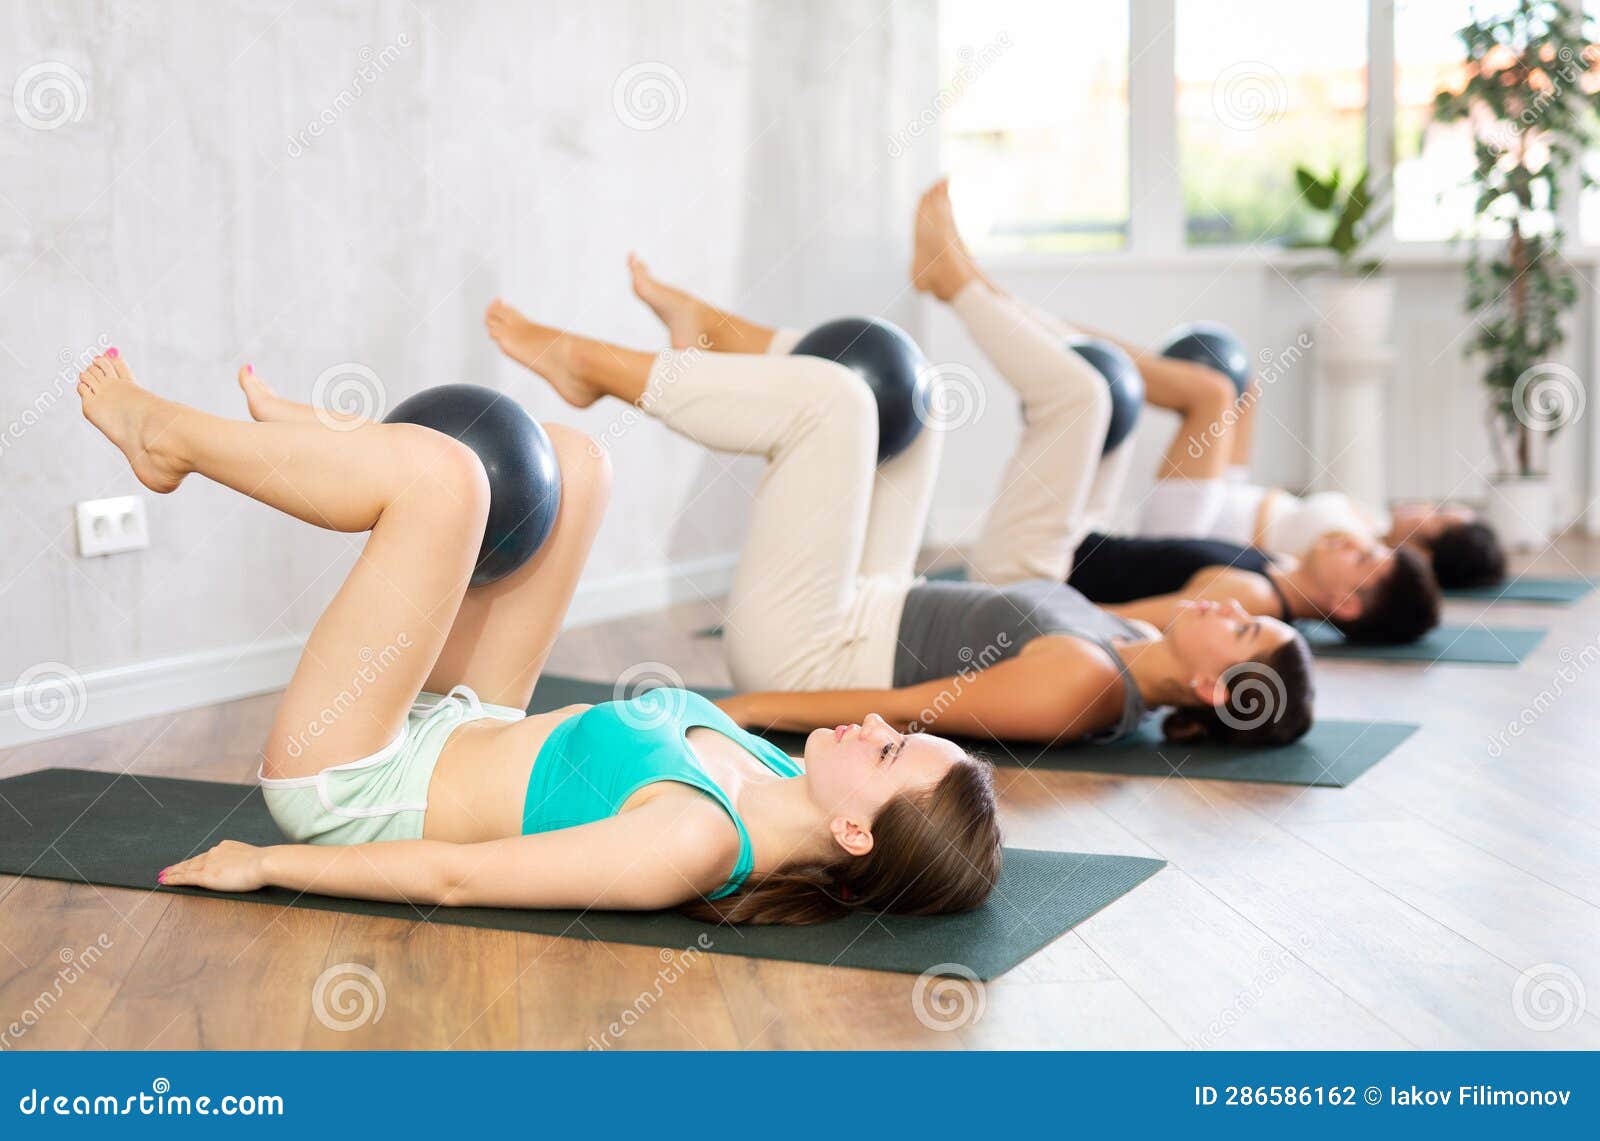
top-left (0, 637), bottom-right (307, 751)
top-left (0, 553), bottom-right (739, 750)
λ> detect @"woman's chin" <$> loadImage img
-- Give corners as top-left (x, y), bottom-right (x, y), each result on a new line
top-left (801, 726), bottom-right (831, 763)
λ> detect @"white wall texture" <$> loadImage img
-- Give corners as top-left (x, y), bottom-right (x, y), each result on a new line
top-left (0, 0), bottom-right (941, 717)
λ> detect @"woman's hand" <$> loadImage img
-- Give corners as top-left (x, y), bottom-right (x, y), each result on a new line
top-left (160, 840), bottom-right (270, 893)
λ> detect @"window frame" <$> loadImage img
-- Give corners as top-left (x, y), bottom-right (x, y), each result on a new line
top-left (953, 0), bottom-right (1600, 268)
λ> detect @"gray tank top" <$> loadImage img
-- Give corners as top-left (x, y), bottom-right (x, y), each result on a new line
top-left (892, 579), bottom-right (1148, 742)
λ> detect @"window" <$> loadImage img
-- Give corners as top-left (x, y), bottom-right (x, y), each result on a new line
top-left (1177, 0), bottom-right (1369, 246)
top-left (1394, 1), bottom-right (1557, 242)
top-left (937, 0), bottom-right (1129, 252)
top-left (1581, 1), bottom-right (1600, 242)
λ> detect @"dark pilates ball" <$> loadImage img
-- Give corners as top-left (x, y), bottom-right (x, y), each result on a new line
top-left (1157, 321), bottom-right (1253, 396)
top-left (1065, 335), bottom-right (1144, 454)
top-left (384, 383), bottom-right (562, 587)
top-left (791, 316), bottom-right (931, 463)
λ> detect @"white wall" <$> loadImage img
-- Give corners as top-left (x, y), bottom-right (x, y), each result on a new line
top-left (0, 0), bottom-right (941, 727)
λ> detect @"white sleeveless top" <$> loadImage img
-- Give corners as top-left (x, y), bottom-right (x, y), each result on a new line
top-left (1210, 483), bottom-right (1267, 548)
top-left (1260, 491), bottom-right (1387, 556)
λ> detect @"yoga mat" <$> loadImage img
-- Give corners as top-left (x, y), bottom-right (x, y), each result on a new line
top-left (0, 768), bottom-right (1163, 980)
top-left (1445, 576), bottom-right (1595, 604)
top-left (529, 675), bottom-right (1417, 788)
top-left (1299, 621), bottom-right (1546, 665)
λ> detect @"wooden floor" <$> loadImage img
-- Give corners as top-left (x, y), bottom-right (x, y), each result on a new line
top-left (3, 538), bottom-right (1598, 1050)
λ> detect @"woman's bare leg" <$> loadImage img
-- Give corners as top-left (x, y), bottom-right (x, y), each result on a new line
top-left (1226, 378), bottom-right (1262, 469)
top-left (422, 423), bottom-right (612, 710)
top-left (625, 253), bottom-right (776, 354)
top-left (234, 370), bottom-right (612, 712)
top-left (77, 352), bottom-right (488, 780)
top-left (1140, 358), bottom-right (1237, 481)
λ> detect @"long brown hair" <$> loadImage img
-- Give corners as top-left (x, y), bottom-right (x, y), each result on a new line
top-left (681, 755), bottom-right (1002, 926)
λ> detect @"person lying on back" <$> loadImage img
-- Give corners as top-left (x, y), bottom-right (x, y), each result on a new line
top-left (1067, 530), bottom-right (1441, 645)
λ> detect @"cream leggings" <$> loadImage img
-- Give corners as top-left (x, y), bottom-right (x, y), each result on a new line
top-left (641, 280), bottom-right (1127, 691)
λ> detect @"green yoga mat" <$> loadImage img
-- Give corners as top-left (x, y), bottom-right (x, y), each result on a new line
top-left (529, 675), bottom-right (1416, 788)
top-left (0, 768), bottom-right (1163, 980)
top-left (1445, 576), bottom-right (1595, 604)
top-left (1299, 621), bottom-right (1546, 665)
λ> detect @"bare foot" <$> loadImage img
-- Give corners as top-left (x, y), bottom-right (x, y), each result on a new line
top-left (237, 364), bottom-right (319, 423)
top-left (627, 253), bottom-right (710, 350)
top-left (485, 299), bottom-right (601, 408)
top-left (911, 179), bottom-right (979, 302)
top-left (76, 350), bottom-right (189, 493)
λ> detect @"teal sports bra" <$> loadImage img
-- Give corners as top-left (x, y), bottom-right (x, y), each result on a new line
top-left (522, 688), bottom-right (802, 899)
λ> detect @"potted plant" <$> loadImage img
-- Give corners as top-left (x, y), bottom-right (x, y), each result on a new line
top-left (1291, 164), bottom-right (1392, 348)
top-left (1431, 0), bottom-right (1597, 548)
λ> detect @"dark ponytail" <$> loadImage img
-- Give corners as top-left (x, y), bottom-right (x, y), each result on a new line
top-left (681, 755), bottom-right (1002, 926)
top-left (1161, 633), bottom-right (1315, 747)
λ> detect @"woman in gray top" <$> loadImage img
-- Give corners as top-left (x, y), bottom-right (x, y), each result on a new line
top-left (484, 188), bottom-right (1314, 749)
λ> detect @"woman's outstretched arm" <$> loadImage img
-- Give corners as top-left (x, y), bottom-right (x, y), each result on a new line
top-left (161, 796), bottom-right (740, 911)
top-left (720, 651), bottom-right (1114, 743)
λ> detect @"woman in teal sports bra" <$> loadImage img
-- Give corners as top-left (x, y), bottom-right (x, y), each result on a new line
top-left (83, 348), bottom-right (1001, 924)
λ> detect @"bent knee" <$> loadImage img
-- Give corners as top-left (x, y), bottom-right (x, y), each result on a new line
top-left (793, 359), bottom-right (879, 448)
top-left (1180, 366), bottom-right (1237, 419)
top-left (388, 424), bottom-right (491, 521)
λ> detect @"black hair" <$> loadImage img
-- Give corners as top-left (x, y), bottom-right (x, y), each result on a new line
top-left (1160, 633), bottom-right (1315, 748)
top-left (1331, 545), bottom-right (1440, 644)
top-left (1430, 521), bottom-right (1506, 589)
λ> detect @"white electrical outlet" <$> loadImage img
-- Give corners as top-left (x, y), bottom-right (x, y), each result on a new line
top-left (74, 495), bottom-right (150, 557)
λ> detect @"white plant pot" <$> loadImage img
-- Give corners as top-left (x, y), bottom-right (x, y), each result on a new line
top-left (1484, 475), bottom-right (1554, 552)
top-left (1307, 274), bottom-right (1396, 505)
top-left (1309, 274), bottom-right (1396, 347)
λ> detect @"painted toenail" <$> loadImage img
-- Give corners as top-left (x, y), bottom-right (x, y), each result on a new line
top-left (245, 364), bottom-right (253, 374)
top-left (107, 347), bottom-right (119, 358)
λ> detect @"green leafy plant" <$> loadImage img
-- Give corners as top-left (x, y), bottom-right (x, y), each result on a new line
top-left (1431, 0), bottom-right (1599, 477)
top-left (1290, 164), bottom-right (1386, 273)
